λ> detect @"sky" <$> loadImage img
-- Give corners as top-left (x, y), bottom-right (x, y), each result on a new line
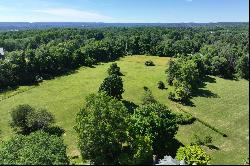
top-left (0, 0), bottom-right (249, 23)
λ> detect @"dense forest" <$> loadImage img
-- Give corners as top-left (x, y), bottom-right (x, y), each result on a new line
top-left (0, 25), bottom-right (249, 90)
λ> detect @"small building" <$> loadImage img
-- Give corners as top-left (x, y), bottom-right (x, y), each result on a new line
top-left (0, 48), bottom-right (4, 60)
top-left (156, 155), bottom-right (187, 165)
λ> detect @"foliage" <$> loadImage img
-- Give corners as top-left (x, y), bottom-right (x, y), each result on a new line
top-left (108, 63), bottom-right (122, 76)
top-left (157, 81), bottom-right (165, 89)
top-left (168, 80), bottom-right (191, 102)
top-left (0, 55), bottom-right (248, 165)
top-left (0, 131), bottom-right (69, 165)
top-left (10, 104), bottom-right (55, 134)
top-left (166, 56), bottom-right (202, 102)
top-left (27, 108), bottom-right (55, 132)
top-left (74, 93), bottom-right (129, 165)
top-left (120, 135), bottom-right (153, 165)
top-left (99, 74), bottom-right (124, 100)
top-left (145, 60), bottom-right (155, 66)
top-left (175, 113), bottom-right (196, 125)
top-left (235, 54), bottom-right (249, 79)
top-left (191, 134), bottom-right (213, 146)
top-left (10, 104), bottom-right (35, 134)
top-left (176, 145), bottom-right (211, 165)
top-left (0, 25), bottom-right (248, 89)
top-left (141, 87), bottom-right (157, 105)
top-left (128, 103), bottom-right (178, 155)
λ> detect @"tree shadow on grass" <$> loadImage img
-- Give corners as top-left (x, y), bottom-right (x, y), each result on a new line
top-left (207, 144), bottom-right (220, 150)
top-left (157, 139), bottom-right (184, 159)
top-left (122, 100), bottom-right (138, 114)
top-left (192, 88), bottom-right (219, 98)
top-left (177, 75), bottom-right (219, 107)
top-left (204, 75), bottom-right (216, 84)
top-left (44, 126), bottom-right (65, 137)
top-left (181, 99), bottom-right (196, 107)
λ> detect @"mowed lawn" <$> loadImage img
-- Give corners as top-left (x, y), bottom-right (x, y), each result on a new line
top-left (0, 55), bottom-right (249, 164)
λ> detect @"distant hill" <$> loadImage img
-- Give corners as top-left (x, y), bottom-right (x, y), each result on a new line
top-left (0, 22), bottom-right (248, 31)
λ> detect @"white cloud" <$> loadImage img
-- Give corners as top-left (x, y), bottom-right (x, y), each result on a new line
top-left (33, 8), bottom-right (113, 22)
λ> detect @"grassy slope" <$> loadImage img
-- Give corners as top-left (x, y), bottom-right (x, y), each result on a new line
top-left (0, 55), bottom-right (248, 164)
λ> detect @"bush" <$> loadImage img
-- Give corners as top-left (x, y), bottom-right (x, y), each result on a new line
top-left (27, 109), bottom-right (55, 132)
top-left (175, 113), bottom-right (196, 125)
top-left (176, 145), bottom-right (211, 165)
top-left (108, 63), bottom-right (122, 76)
top-left (191, 134), bottom-right (213, 146)
top-left (157, 81), bottom-right (165, 89)
top-left (74, 93), bottom-right (129, 165)
top-left (0, 131), bottom-right (69, 165)
top-left (99, 74), bottom-right (124, 100)
top-left (10, 104), bottom-right (35, 134)
top-left (168, 82), bottom-right (191, 102)
top-left (145, 60), bottom-right (155, 66)
top-left (141, 87), bottom-right (157, 105)
top-left (10, 105), bottom-right (55, 134)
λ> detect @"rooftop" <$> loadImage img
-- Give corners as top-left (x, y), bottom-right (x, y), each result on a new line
top-left (0, 48), bottom-right (4, 55)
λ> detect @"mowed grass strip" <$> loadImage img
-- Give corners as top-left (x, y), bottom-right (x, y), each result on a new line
top-left (0, 55), bottom-right (248, 165)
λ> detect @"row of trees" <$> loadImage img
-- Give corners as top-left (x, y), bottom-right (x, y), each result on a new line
top-left (0, 25), bottom-right (248, 89)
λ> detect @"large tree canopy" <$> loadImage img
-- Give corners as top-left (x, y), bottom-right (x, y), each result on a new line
top-left (0, 131), bottom-right (69, 165)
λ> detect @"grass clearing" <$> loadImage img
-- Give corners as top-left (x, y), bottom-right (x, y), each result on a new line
top-left (0, 55), bottom-right (248, 164)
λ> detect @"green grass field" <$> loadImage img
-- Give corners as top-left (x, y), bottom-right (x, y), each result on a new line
top-left (0, 55), bottom-right (248, 164)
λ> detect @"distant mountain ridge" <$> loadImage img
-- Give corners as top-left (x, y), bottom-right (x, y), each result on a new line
top-left (0, 22), bottom-right (248, 31)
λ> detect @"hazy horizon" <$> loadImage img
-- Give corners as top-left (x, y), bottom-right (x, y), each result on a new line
top-left (0, 0), bottom-right (249, 23)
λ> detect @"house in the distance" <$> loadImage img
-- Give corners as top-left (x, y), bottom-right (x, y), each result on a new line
top-left (0, 47), bottom-right (4, 59)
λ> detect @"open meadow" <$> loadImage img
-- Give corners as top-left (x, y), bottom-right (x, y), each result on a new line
top-left (0, 55), bottom-right (249, 164)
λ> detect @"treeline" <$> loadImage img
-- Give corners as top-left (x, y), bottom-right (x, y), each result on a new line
top-left (166, 50), bottom-right (249, 102)
top-left (0, 26), bottom-right (249, 89)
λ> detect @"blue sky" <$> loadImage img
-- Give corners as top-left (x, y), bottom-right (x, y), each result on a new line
top-left (0, 0), bottom-right (248, 22)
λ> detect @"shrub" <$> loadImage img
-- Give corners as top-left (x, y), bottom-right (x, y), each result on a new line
top-left (175, 113), bottom-right (196, 125)
top-left (157, 81), bottom-right (165, 89)
top-left (191, 134), bottom-right (213, 146)
top-left (176, 145), bottom-right (211, 165)
top-left (27, 109), bottom-right (55, 132)
top-left (108, 63), bottom-right (122, 76)
top-left (99, 74), bottom-right (124, 100)
top-left (168, 82), bottom-right (191, 102)
top-left (10, 104), bottom-right (35, 134)
top-left (145, 60), bottom-right (155, 66)
top-left (141, 87), bottom-right (157, 105)
top-left (10, 105), bottom-right (55, 134)
top-left (0, 131), bottom-right (69, 165)
top-left (204, 135), bottom-right (213, 145)
top-left (74, 93), bottom-right (129, 165)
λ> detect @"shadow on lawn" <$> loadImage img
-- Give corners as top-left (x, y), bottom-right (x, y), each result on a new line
top-left (180, 76), bottom-right (219, 107)
top-left (157, 139), bottom-right (184, 159)
top-left (122, 100), bottom-right (138, 114)
top-left (207, 144), bottom-right (220, 150)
